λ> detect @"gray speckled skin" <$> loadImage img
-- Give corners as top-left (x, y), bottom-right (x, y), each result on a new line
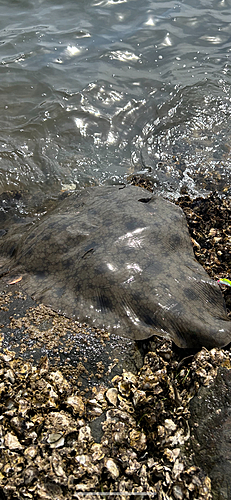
top-left (1, 185), bottom-right (231, 348)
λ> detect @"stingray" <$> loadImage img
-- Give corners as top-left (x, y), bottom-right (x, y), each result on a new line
top-left (0, 184), bottom-right (231, 349)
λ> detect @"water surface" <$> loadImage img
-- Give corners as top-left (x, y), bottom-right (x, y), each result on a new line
top-left (0, 0), bottom-right (231, 200)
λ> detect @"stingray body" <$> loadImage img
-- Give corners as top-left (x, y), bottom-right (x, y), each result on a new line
top-left (1, 185), bottom-right (231, 348)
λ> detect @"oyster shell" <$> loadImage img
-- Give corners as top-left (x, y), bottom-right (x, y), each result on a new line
top-left (0, 334), bottom-right (224, 499)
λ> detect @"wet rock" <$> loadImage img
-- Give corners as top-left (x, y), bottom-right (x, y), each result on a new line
top-left (190, 367), bottom-right (231, 500)
top-left (89, 413), bottom-right (106, 443)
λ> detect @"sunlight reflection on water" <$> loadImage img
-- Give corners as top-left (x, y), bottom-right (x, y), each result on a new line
top-left (0, 0), bottom-right (230, 199)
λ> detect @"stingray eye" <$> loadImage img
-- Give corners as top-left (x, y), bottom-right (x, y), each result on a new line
top-left (138, 197), bottom-right (152, 203)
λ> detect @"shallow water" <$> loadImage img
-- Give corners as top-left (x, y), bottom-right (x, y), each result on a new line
top-left (0, 0), bottom-right (231, 200)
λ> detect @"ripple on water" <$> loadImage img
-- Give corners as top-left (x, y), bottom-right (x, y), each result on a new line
top-left (131, 82), bottom-right (231, 197)
top-left (0, 0), bottom-right (231, 197)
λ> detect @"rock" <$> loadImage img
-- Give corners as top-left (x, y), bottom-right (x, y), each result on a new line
top-left (190, 367), bottom-right (231, 500)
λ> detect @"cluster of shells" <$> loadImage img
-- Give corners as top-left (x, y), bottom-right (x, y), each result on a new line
top-left (1, 336), bottom-right (231, 500)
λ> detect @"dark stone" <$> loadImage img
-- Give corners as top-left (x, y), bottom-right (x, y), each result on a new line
top-left (190, 367), bottom-right (231, 500)
top-left (89, 413), bottom-right (106, 443)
